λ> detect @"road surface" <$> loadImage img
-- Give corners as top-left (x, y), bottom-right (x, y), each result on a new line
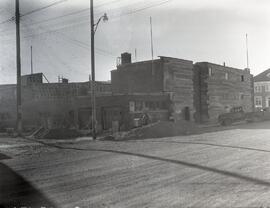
top-left (1, 121), bottom-right (270, 207)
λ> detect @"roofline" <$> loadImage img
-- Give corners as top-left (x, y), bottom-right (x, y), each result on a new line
top-left (195, 61), bottom-right (249, 72)
top-left (158, 56), bottom-right (193, 63)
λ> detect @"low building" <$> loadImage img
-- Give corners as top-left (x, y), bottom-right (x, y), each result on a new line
top-left (112, 53), bottom-right (194, 122)
top-left (0, 54), bottom-right (255, 132)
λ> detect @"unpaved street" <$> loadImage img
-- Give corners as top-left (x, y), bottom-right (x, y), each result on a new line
top-left (2, 122), bottom-right (270, 207)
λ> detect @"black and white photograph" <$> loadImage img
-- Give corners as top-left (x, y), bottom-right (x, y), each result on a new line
top-left (1, 0), bottom-right (270, 207)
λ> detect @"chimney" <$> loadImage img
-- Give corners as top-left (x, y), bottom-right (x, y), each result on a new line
top-left (223, 62), bottom-right (226, 67)
top-left (62, 78), bottom-right (69, 83)
top-left (121, 52), bottom-right (132, 65)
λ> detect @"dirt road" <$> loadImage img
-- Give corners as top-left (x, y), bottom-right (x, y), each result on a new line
top-left (2, 121), bottom-right (270, 207)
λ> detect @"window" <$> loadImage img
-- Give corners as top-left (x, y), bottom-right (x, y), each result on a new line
top-left (265, 85), bottom-right (270, 92)
top-left (225, 72), bottom-right (228, 80)
top-left (135, 101), bottom-right (143, 111)
top-left (255, 96), bottom-right (262, 107)
top-left (241, 75), bottom-right (244, 82)
top-left (208, 67), bottom-right (212, 76)
top-left (266, 97), bottom-right (270, 107)
top-left (239, 93), bottom-right (244, 100)
top-left (255, 85), bottom-right (262, 93)
top-left (129, 101), bottom-right (135, 112)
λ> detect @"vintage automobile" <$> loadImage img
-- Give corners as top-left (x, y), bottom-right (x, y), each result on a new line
top-left (218, 106), bottom-right (262, 126)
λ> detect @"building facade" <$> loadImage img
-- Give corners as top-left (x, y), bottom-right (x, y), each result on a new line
top-left (112, 53), bottom-right (194, 122)
top-left (253, 69), bottom-right (270, 110)
top-left (193, 62), bottom-right (254, 122)
top-left (0, 54), bottom-right (255, 132)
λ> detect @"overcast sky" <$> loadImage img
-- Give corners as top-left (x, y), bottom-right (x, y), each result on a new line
top-left (0, 0), bottom-right (270, 84)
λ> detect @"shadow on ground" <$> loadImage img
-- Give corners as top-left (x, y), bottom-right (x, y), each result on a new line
top-left (41, 142), bottom-right (270, 188)
top-left (0, 152), bottom-right (56, 208)
top-left (0, 153), bottom-right (11, 161)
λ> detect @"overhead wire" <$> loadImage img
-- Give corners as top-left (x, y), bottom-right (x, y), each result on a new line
top-left (18, 0), bottom-right (128, 28)
top-left (17, 0), bottom-right (172, 40)
top-left (0, 0), bottom-right (172, 39)
top-left (20, 0), bottom-right (68, 17)
top-left (19, 0), bottom-right (171, 29)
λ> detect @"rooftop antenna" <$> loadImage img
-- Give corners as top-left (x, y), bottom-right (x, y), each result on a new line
top-left (30, 45), bottom-right (33, 74)
top-left (246, 33), bottom-right (249, 69)
top-left (150, 16), bottom-right (154, 75)
top-left (135, 48), bottom-right (137, 62)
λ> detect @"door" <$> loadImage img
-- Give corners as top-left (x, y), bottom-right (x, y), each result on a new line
top-left (183, 107), bottom-right (190, 121)
top-left (102, 107), bottom-right (122, 130)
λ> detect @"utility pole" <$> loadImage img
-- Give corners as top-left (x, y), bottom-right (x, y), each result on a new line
top-left (90, 0), bottom-right (97, 140)
top-left (31, 45), bottom-right (33, 74)
top-left (15, 0), bottom-right (22, 135)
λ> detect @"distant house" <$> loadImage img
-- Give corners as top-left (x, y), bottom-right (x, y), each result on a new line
top-left (253, 69), bottom-right (270, 110)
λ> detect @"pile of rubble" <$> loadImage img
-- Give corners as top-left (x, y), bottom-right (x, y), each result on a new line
top-left (111, 120), bottom-right (199, 140)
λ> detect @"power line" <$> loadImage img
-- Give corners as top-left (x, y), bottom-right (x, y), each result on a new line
top-left (19, 0), bottom-right (170, 29)
top-left (0, 17), bottom-right (14, 25)
top-left (19, 0), bottom-right (128, 27)
top-left (111, 0), bottom-right (172, 19)
top-left (0, 0), bottom-right (68, 26)
top-left (21, 0), bottom-right (68, 17)
top-left (21, 17), bottom-right (115, 58)
top-left (18, 0), bottom-right (173, 39)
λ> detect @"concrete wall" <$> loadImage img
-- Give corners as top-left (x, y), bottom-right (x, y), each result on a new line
top-left (194, 62), bottom-right (253, 122)
top-left (74, 94), bottom-right (169, 131)
top-left (0, 81), bottom-right (112, 130)
top-left (111, 60), bottom-right (164, 93)
top-left (162, 57), bottom-right (194, 121)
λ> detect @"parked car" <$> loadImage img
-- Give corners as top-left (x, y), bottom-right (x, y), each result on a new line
top-left (218, 106), bottom-right (262, 126)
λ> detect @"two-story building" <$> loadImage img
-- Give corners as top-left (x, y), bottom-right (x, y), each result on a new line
top-left (253, 69), bottom-right (270, 110)
top-left (193, 62), bottom-right (254, 122)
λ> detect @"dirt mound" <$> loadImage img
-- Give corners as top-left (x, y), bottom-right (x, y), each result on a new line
top-left (32, 128), bottom-right (82, 140)
top-left (115, 120), bottom-right (199, 140)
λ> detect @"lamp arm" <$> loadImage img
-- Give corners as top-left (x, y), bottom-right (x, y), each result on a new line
top-left (94, 16), bottom-right (103, 34)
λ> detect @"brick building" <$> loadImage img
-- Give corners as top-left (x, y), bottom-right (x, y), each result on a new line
top-left (253, 68), bottom-right (270, 109)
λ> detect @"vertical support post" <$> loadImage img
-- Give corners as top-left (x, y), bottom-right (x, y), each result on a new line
top-left (16, 0), bottom-right (22, 135)
top-left (90, 0), bottom-right (97, 140)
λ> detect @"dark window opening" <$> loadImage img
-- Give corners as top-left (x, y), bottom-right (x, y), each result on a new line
top-left (241, 75), bottom-right (244, 82)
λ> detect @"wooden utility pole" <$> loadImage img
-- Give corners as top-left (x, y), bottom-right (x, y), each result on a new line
top-left (90, 0), bottom-right (97, 140)
top-left (16, 0), bottom-right (22, 135)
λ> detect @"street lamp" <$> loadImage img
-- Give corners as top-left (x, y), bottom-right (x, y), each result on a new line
top-left (94, 13), bottom-right (108, 34)
top-left (90, 0), bottom-right (108, 140)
